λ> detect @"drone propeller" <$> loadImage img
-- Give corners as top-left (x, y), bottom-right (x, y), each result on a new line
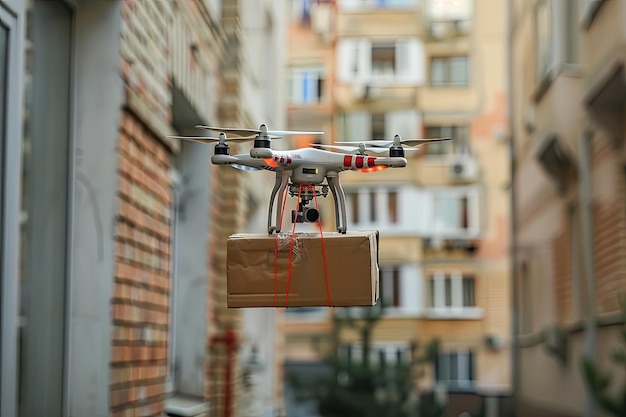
top-left (335, 134), bottom-right (452, 148)
top-left (195, 123), bottom-right (323, 138)
top-left (311, 143), bottom-right (419, 155)
top-left (166, 134), bottom-right (256, 144)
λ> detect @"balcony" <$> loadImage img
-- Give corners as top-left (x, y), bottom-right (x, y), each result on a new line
top-left (336, 3), bottom-right (422, 38)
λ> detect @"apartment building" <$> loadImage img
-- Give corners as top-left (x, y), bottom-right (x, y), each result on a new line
top-left (510, 1), bottom-right (626, 416)
top-left (284, 0), bottom-right (511, 415)
top-left (0, 1), bottom-right (285, 417)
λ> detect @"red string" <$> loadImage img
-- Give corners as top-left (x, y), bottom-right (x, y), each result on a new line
top-left (312, 185), bottom-right (331, 306)
top-left (285, 184), bottom-right (303, 307)
top-left (274, 186), bottom-right (289, 307)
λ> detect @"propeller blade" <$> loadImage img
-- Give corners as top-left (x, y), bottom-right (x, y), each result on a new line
top-left (311, 144), bottom-right (404, 154)
top-left (195, 125), bottom-right (260, 137)
top-left (400, 137), bottom-right (453, 146)
top-left (195, 125), bottom-right (321, 138)
top-left (166, 135), bottom-right (257, 143)
top-left (334, 137), bottom-right (453, 147)
top-left (267, 129), bottom-right (324, 136)
top-left (334, 140), bottom-right (393, 148)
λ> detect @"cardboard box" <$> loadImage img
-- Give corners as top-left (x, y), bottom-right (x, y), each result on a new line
top-left (227, 231), bottom-right (379, 308)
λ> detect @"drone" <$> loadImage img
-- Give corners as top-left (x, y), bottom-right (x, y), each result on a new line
top-left (167, 124), bottom-right (451, 234)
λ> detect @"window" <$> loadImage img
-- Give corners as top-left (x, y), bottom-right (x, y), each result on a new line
top-left (388, 191), bottom-right (398, 223)
top-left (424, 125), bottom-right (470, 156)
top-left (19, 2), bottom-right (73, 415)
top-left (562, 0), bottom-right (579, 65)
top-left (430, 56), bottom-right (469, 87)
top-left (429, 272), bottom-right (475, 309)
top-left (430, 188), bottom-right (479, 236)
top-left (337, 109), bottom-right (419, 142)
top-left (436, 350), bottom-right (475, 389)
top-left (291, 0), bottom-right (313, 23)
top-left (288, 67), bottom-right (324, 104)
top-left (337, 38), bottom-right (425, 85)
top-left (371, 43), bottom-right (396, 76)
top-left (167, 141), bottom-right (211, 399)
top-left (380, 266), bottom-right (401, 308)
top-left (346, 189), bottom-right (400, 226)
top-left (519, 262), bottom-right (533, 334)
top-left (340, 342), bottom-right (412, 367)
top-left (371, 113), bottom-right (386, 139)
top-left (535, 0), bottom-right (553, 81)
top-left (339, 0), bottom-right (416, 10)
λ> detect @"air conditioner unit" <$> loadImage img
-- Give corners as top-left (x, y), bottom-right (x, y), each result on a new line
top-left (449, 156), bottom-right (479, 181)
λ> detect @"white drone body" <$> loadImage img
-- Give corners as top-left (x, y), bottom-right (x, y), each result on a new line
top-left (168, 124), bottom-right (451, 234)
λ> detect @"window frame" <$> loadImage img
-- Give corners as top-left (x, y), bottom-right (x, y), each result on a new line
top-left (436, 350), bottom-right (475, 390)
top-left (429, 55), bottom-right (469, 87)
top-left (1, 4), bottom-right (26, 417)
top-left (287, 66), bottom-right (325, 105)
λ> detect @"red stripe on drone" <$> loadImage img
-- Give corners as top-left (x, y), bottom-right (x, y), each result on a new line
top-left (355, 156), bottom-right (365, 168)
top-left (287, 157), bottom-right (292, 164)
top-left (343, 155), bottom-right (353, 167)
top-left (367, 157), bottom-right (376, 167)
top-left (280, 157), bottom-right (285, 164)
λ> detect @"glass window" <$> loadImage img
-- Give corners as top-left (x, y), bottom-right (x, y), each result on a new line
top-left (371, 113), bottom-right (386, 139)
top-left (430, 56), bottom-right (469, 87)
top-left (0, 19), bottom-right (7, 359)
top-left (388, 191), bottom-right (397, 223)
top-left (535, 0), bottom-right (552, 80)
top-left (0, 23), bottom-right (6, 150)
top-left (19, 2), bottom-right (73, 416)
top-left (288, 67), bottom-right (324, 104)
top-left (371, 43), bottom-right (395, 76)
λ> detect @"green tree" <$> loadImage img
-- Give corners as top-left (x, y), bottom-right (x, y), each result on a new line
top-left (288, 304), bottom-right (444, 417)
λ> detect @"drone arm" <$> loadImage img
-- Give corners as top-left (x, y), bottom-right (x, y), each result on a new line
top-left (327, 173), bottom-right (347, 234)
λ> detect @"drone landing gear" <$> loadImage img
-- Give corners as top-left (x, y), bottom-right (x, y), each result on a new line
top-left (266, 171), bottom-right (348, 235)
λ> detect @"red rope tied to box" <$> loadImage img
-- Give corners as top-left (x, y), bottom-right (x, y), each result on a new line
top-left (274, 187), bottom-right (289, 308)
top-left (273, 183), bottom-right (332, 308)
top-left (311, 185), bottom-right (331, 306)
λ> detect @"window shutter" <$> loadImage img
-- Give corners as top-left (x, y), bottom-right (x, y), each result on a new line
top-left (396, 38), bottom-right (424, 84)
top-left (337, 39), bottom-right (357, 82)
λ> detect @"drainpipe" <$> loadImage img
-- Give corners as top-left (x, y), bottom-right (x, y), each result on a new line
top-left (210, 328), bottom-right (238, 417)
top-left (578, 130), bottom-right (597, 417)
top-left (506, 0), bottom-right (518, 415)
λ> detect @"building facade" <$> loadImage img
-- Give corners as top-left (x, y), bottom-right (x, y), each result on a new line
top-left (510, 0), bottom-right (626, 416)
top-left (0, 1), bottom-right (285, 416)
top-left (284, 0), bottom-right (511, 415)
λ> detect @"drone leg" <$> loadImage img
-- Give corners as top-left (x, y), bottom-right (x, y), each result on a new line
top-left (272, 171), bottom-right (290, 234)
top-left (327, 178), bottom-right (341, 232)
top-left (267, 172), bottom-right (283, 234)
top-left (328, 175), bottom-right (347, 234)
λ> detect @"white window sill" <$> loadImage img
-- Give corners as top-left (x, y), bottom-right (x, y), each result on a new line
top-left (164, 395), bottom-right (210, 417)
top-left (423, 307), bottom-right (483, 320)
top-left (382, 307), bottom-right (421, 318)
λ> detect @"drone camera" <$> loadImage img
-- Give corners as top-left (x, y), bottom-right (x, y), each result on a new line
top-left (291, 207), bottom-right (320, 224)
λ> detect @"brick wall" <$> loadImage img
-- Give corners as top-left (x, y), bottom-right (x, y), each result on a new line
top-left (552, 226), bottom-right (570, 323)
top-left (111, 111), bottom-right (173, 417)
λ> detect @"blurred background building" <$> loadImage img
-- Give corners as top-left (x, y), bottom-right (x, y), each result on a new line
top-left (510, 0), bottom-right (626, 416)
top-left (283, 0), bottom-right (511, 416)
top-left (1, 0), bottom-right (286, 416)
